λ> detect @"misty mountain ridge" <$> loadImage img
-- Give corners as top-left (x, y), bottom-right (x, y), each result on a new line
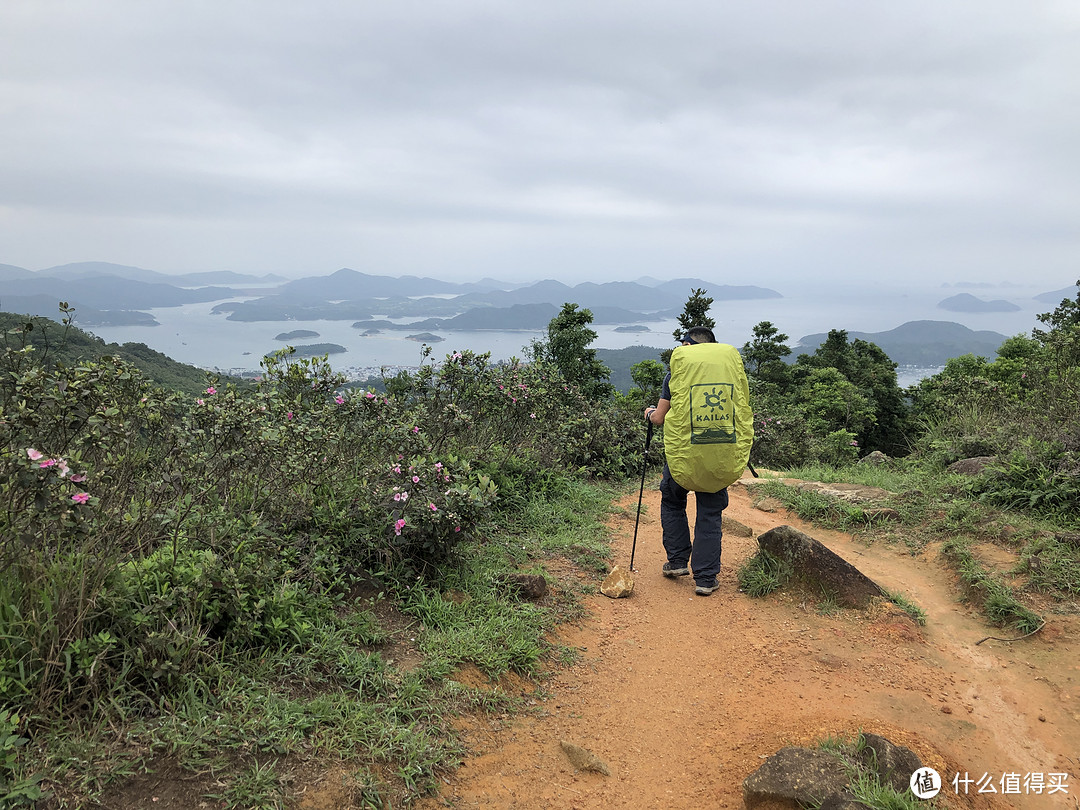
top-left (937, 292), bottom-right (1021, 313)
top-left (797, 321), bottom-right (1009, 365)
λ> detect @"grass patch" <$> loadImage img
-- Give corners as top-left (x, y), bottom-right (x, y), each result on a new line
top-left (737, 550), bottom-right (792, 597)
top-left (940, 537), bottom-right (1043, 632)
top-left (883, 591), bottom-right (927, 626)
top-left (814, 731), bottom-right (936, 809)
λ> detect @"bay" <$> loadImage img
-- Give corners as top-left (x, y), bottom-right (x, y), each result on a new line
top-left (83, 278), bottom-right (1052, 386)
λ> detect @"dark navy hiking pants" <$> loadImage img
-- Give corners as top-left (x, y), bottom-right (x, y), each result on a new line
top-left (659, 464), bottom-right (729, 585)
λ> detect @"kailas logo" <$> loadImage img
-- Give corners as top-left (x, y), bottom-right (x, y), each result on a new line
top-left (689, 382), bottom-right (736, 445)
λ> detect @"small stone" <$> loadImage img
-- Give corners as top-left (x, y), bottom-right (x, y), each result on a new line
top-left (560, 741), bottom-right (611, 776)
top-left (600, 566), bottom-right (634, 598)
top-left (722, 516), bottom-right (754, 537)
top-left (941, 705), bottom-right (953, 714)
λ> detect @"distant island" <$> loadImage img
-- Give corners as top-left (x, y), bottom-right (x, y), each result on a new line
top-left (406, 332), bottom-right (444, 343)
top-left (797, 321), bottom-right (1009, 365)
top-left (278, 343), bottom-right (347, 357)
top-left (614, 325), bottom-right (650, 333)
top-left (937, 293), bottom-right (1020, 313)
top-left (275, 329), bottom-right (320, 340)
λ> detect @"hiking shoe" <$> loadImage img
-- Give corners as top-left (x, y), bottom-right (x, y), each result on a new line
top-left (662, 562), bottom-right (690, 577)
top-left (695, 580), bottom-right (720, 596)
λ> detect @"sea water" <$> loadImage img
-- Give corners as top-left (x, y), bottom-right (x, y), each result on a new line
top-left (82, 278), bottom-right (1057, 385)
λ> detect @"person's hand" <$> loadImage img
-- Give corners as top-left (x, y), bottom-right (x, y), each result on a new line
top-left (644, 406), bottom-right (656, 424)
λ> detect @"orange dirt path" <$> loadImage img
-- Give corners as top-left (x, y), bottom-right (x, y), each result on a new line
top-left (415, 473), bottom-right (1080, 809)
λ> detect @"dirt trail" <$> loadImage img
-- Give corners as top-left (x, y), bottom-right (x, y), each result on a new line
top-left (416, 473), bottom-right (1080, 809)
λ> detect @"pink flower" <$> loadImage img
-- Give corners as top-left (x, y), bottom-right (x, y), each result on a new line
top-left (393, 492), bottom-right (403, 502)
top-left (26, 448), bottom-right (43, 461)
top-left (399, 491), bottom-right (409, 502)
top-left (71, 492), bottom-right (90, 504)
top-left (365, 391), bottom-right (376, 400)
top-left (39, 459), bottom-right (57, 469)
top-left (428, 503), bottom-right (437, 511)
top-left (530, 413), bottom-right (536, 419)
top-left (206, 386), bottom-right (217, 395)
top-left (434, 462), bottom-right (443, 471)
top-left (196, 398), bottom-right (205, 406)
top-left (394, 518), bottom-right (406, 536)
top-left (70, 474), bottom-right (87, 483)
top-left (392, 465), bottom-right (402, 474)
top-left (286, 412), bottom-right (294, 420)
top-left (335, 395), bottom-right (345, 404)
top-left (412, 475), bottom-right (420, 483)
top-left (454, 526), bottom-right (461, 533)
top-left (412, 426), bottom-right (419, 434)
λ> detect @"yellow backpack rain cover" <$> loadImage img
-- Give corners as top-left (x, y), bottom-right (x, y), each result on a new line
top-left (664, 343), bottom-right (754, 493)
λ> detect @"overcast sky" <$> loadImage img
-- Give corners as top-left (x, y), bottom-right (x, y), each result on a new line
top-left (2, 0), bottom-right (1078, 289)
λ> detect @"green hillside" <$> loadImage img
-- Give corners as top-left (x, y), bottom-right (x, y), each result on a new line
top-left (1, 311), bottom-right (238, 395)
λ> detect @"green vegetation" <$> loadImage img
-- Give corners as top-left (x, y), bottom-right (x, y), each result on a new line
top-left (527, 302), bottom-right (615, 400)
top-left (0, 304), bottom-right (645, 807)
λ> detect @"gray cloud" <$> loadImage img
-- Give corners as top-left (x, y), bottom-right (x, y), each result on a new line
top-left (1, 0), bottom-right (1078, 287)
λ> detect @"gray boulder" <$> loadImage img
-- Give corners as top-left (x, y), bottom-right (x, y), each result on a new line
top-left (858, 450), bottom-right (890, 466)
top-left (757, 526), bottom-right (886, 608)
top-left (743, 747), bottom-right (850, 808)
top-left (947, 456), bottom-right (997, 475)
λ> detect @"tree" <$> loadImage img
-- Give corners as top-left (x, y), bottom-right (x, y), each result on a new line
top-left (662, 288), bottom-right (716, 366)
top-left (742, 321), bottom-right (792, 387)
top-left (793, 366), bottom-right (876, 438)
top-left (795, 329), bottom-right (910, 456)
top-left (1033, 279), bottom-right (1080, 340)
top-left (672, 288), bottom-right (716, 342)
top-left (629, 359), bottom-right (665, 401)
top-left (528, 302), bottom-right (614, 400)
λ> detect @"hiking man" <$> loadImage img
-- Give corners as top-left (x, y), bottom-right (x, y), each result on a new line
top-left (644, 326), bottom-right (753, 596)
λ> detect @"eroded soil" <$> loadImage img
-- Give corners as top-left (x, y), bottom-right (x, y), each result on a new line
top-left (408, 474), bottom-right (1080, 810)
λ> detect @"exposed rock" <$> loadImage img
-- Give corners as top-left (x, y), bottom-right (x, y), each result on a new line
top-left (757, 526), bottom-right (886, 608)
top-left (753, 496), bottom-right (785, 513)
top-left (600, 566), bottom-right (634, 599)
top-left (858, 732), bottom-right (923, 793)
top-left (858, 450), bottom-right (890, 466)
top-left (499, 573), bottom-right (548, 601)
top-left (745, 736), bottom-right (920, 808)
top-left (947, 456), bottom-right (997, 476)
top-left (743, 747), bottom-right (850, 808)
top-left (560, 741), bottom-right (611, 775)
top-left (722, 515), bottom-right (754, 537)
top-left (794, 481), bottom-right (894, 503)
top-left (1056, 532), bottom-right (1080, 549)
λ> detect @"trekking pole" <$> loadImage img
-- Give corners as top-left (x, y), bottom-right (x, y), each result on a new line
top-left (628, 419), bottom-right (654, 573)
top-left (747, 438), bottom-right (760, 478)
